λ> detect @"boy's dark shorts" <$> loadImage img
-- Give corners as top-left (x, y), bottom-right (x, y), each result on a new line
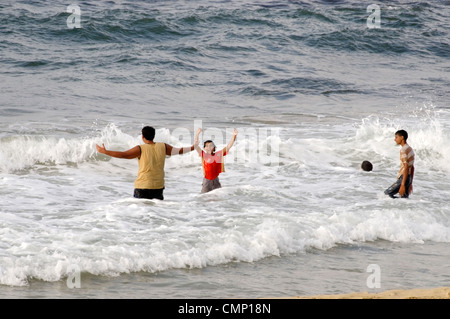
top-left (384, 175), bottom-right (411, 198)
top-left (134, 188), bottom-right (164, 200)
top-left (201, 177), bottom-right (221, 193)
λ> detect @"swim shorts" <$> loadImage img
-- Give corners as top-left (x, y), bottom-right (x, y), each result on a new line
top-left (201, 177), bottom-right (222, 193)
top-left (133, 188), bottom-right (164, 200)
top-left (384, 175), bottom-right (411, 198)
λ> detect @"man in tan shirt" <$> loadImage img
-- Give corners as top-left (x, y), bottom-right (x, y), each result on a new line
top-left (384, 129), bottom-right (415, 198)
top-left (96, 126), bottom-right (199, 200)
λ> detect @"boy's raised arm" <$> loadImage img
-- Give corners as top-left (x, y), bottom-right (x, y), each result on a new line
top-left (225, 129), bottom-right (238, 154)
top-left (194, 128), bottom-right (202, 155)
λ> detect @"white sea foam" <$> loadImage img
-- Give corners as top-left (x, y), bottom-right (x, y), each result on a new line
top-left (1, 107), bottom-right (450, 286)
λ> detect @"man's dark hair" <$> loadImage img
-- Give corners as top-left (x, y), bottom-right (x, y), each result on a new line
top-left (361, 160), bottom-right (373, 172)
top-left (395, 129), bottom-right (408, 141)
top-left (142, 126), bottom-right (155, 141)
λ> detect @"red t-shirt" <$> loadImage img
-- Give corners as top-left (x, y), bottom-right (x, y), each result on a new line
top-left (201, 149), bottom-right (227, 180)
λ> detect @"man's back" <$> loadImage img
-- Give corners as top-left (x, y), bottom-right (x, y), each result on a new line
top-left (135, 143), bottom-right (166, 189)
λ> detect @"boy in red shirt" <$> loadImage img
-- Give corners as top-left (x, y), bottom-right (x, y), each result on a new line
top-left (194, 128), bottom-right (238, 193)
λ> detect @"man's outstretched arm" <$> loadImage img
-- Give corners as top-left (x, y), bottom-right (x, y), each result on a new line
top-left (165, 129), bottom-right (202, 156)
top-left (96, 143), bottom-right (141, 159)
top-left (165, 143), bottom-right (195, 156)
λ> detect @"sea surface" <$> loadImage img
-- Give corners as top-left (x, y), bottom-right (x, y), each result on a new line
top-left (0, 0), bottom-right (449, 299)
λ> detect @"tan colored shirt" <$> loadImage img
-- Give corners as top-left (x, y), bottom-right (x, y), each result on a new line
top-left (397, 143), bottom-right (415, 179)
top-left (134, 143), bottom-right (166, 189)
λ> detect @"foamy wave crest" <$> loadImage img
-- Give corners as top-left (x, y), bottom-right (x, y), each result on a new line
top-left (1, 196), bottom-right (449, 287)
top-left (310, 207), bottom-right (450, 249)
top-left (0, 216), bottom-right (303, 286)
top-left (0, 123), bottom-right (282, 172)
top-left (0, 123), bottom-right (138, 172)
top-left (2, 206), bottom-right (448, 287)
top-left (0, 135), bottom-right (95, 172)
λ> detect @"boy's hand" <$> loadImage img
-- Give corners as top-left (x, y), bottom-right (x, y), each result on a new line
top-left (96, 143), bottom-right (106, 154)
top-left (233, 129), bottom-right (238, 136)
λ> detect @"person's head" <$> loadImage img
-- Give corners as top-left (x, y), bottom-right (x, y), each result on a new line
top-left (361, 160), bottom-right (373, 172)
top-left (395, 129), bottom-right (408, 145)
top-left (203, 140), bottom-right (216, 154)
top-left (142, 126), bottom-right (155, 141)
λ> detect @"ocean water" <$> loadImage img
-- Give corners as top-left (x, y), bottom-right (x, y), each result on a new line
top-left (0, 0), bottom-right (449, 299)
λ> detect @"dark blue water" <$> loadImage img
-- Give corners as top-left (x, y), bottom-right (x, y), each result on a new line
top-left (1, 0), bottom-right (448, 127)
